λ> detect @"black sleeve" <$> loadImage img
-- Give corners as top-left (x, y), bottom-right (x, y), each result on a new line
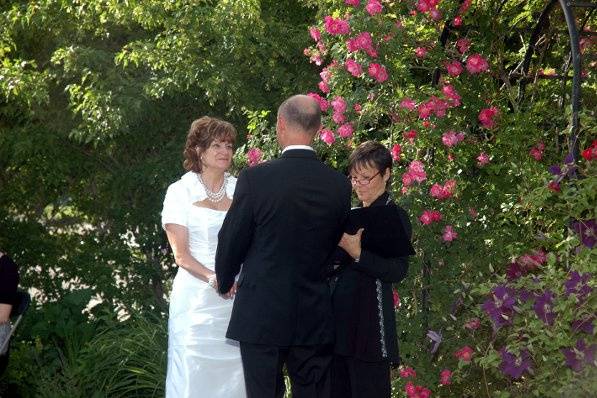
top-left (215, 169), bottom-right (256, 294)
top-left (353, 204), bottom-right (413, 283)
top-left (0, 254), bottom-right (19, 304)
top-left (354, 250), bottom-right (409, 283)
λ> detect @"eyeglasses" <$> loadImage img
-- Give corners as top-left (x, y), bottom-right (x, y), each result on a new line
top-left (348, 171), bottom-right (380, 186)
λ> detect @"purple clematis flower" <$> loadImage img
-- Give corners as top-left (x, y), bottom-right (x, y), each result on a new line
top-left (548, 164), bottom-right (562, 176)
top-left (565, 272), bottom-right (593, 302)
top-left (482, 285), bottom-right (517, 329)
top-left (561, 339), bottom-right (596, 372)
top-left (533, 290), bottom-right (556, 326)
top-left (571, 316), bottom-right (595, 335)
top-left (426, 330), bottom-right (443, 354)
top-left (500, 347), bottom-right (532, 379)
top-left (571, 220), bottom-right (596, 249)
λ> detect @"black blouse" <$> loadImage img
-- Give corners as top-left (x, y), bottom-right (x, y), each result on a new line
top-left (0, 253), bottom-right (19, 305)
top-left (330, 192), bottom-right (413, 364)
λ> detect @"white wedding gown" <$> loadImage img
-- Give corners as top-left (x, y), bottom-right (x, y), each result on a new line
top-left (162, 172), bottom-right (245, 398)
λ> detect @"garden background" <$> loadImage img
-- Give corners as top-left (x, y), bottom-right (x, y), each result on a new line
top-left (0, 0), bottom-right (595, 397)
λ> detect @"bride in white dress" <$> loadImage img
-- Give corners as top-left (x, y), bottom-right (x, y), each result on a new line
top-left (161, 116), bottom-right (246, 398)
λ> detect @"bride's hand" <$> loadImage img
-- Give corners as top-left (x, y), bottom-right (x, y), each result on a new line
top-left (221, 282), bottom-right (237, 300)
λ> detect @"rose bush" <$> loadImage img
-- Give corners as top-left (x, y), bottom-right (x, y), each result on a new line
top-left (239, 0), bottom-right (596, 396)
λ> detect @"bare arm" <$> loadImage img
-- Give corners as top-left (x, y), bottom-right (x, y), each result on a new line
top-left (164, 223), bottom-right (214, 283)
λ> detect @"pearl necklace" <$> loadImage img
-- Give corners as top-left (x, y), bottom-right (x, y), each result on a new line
top-left (196, 173), bottom-right (228, 203)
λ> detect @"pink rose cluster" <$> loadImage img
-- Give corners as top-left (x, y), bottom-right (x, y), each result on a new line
top-left (478, 106), bottom-right (499, 129)
top-left (391, 144), bottom-right (401, 161)
top-left (392, 288), bottom-right (400, 308)
top-left (400, 97), bottom-right (417, 111)
top-left (442, 225), bottom-right (458, 242)
top-left (405, 381), bottom-right (431, 398)
top-left (345, 59), bottom-right (363, 77)
top-left (444, 60), bottom-right (463, 77)
top-left (320, 128), bottom-right (335, 146)
top-left (456, 38), bottom-right (471, 54)
top-left (442, 130), bottom-right (465, 147)
top-left (506, 249), bottom-right (547, 280)
top-left (346, 32), bottom-right (377, 57)
top-left (477, 152), bottom-right (490, 166)
top-left (455, 345), bottom-right (474, 363)
top-left (464, 317), bottom-right (481, 330)
top-left (365, 0), bottom-right (383, 16)
top-left (466, 53), bottom-right (490, 74)
top-left (368, 62), bottom-right (388, 83)
top-left (529, 141), bottom-right (545, 161)
top-left (418, 96), bottom-right (449, 119)
top-left (324, 16), bottom-right (350, 36)
top-left (430, 179), bottom-right (456, 200)
top-left (246, 147), bottom-right (263, 166)
top-left (331, 96), bottom-right (347, 124)
top-left (344, 0), bottom-right (360, 6)
top-left (400, 366), bottom-right (416, 378)
top-left (416, 0), bottom-right (442, 21)
top-left (402, 160), bottom-right (427, 187)
top-left (442, 84), bottom-right (462, 107)
top-left (419, 210), bottom-right (442, 225)
top-left (403, 129), bottom-right (417, 144)
top-left (439, 369), bottom-right (452, 385)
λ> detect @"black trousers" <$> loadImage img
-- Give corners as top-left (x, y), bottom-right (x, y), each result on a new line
top-left (239, 342), bottom-right (332, 398)
top-left (330, 354), bottom-right (391, 398)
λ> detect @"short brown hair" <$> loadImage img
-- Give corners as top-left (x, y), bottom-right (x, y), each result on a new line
top-left (348, 141), bottom-right (392, 175)
top-left (183, 116), bottom-right (236, 173)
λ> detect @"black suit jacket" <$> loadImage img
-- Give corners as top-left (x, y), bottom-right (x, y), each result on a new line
top-left (216, 149), bottom-right (352, 346)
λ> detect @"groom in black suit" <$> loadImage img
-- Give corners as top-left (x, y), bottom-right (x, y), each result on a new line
top-left (216, 95), bottom-right (351, 398)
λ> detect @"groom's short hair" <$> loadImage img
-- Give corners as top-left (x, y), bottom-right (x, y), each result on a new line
top-left (278, 95), bottom-right (321, 135)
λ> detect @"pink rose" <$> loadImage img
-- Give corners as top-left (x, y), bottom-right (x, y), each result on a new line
top-left (459, 0), bottom-right (472, 14)
top-left (444, 60), bottom-right (463, 77)
top-left (476, 152), bottom-right (490, 166)
top-left (332, 112), bottom-right (346, 125)
top-left (468, 207), bottom-right (478, 218)
top-left (442, 225), bottom-right (458, 242)
top-left (400, 98), bottom-right (417, 111)
top-left (345, 0), bottom-right (360, 6)
top-left (455, 346), bottom-right (474, 362)
top-left (345, 59), bottom-right (363, 77)
top-left (338, 123), bottom-right (354, 138)
top-left (309, 27), bottom-right (321, 42)
top-left (456, 38), bottom-right (471, 54)
top-left (442, 84), bottom-right (462, 106)
top-left (353, 103), bottom-right (362, 113)
top-left (400, 366), bottom-right (416, 378)
top-left (453, 16), bottom-right (462, 27)
top-left (430, 179), bottom-right (456, 200)
top-left (323, 16), bottom-right (351, 36)
top-left (416, 0), bottom-right (431, 12)
top-left (391, 144), bottom-right (401, 161)
top-left (466, 53), bottom-right (489, 74)
top-left (439, 369), bottom-right (452, 385)
top-left (365, 0), bottom-right (383, 16)
top-left (368, 63), bottom-right (388, 83)
top-left (320, 129), bottom-right (335, 145)
top-left (415, 47), bottom-right (428, 58)
top-left (330, 96), bottom-right (347, 114)
top-left (246, 147), bottom-right (263, 166)
top-left (529, 143), bottom-right (544, 161)
top-left (318, 81), bottom-right (330, 93)
top-left (478, 106), bottom-right (499, 129)
top-left (441, 131), bottom-right (465, 147)
top-left (404, 129), bottom-right (417, 143)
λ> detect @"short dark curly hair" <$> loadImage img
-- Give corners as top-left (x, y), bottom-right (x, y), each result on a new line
top-left (183, 116), bottom-right (236, 173)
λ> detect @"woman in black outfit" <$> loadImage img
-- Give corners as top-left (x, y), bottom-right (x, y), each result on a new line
top-left (0, 251), bottom-right (19, 375)
top-left (330, 141), bottom-right (414, 398)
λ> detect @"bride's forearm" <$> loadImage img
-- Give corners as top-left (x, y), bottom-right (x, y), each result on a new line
top-left (174, 252), bottom-right (214, 283)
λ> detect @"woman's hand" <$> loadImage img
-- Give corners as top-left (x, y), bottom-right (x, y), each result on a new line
top-left (338, 228), bottom-right (364, 260)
